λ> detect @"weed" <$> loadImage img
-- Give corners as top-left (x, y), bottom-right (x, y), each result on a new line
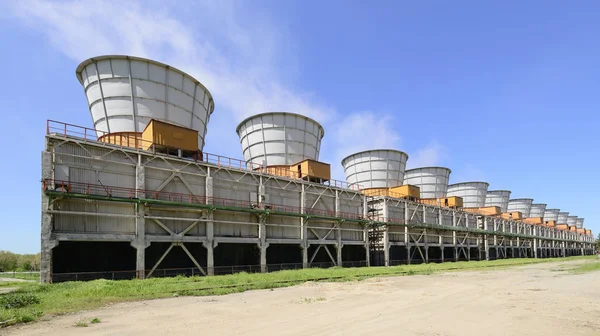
top-left (74, 320), bottom-right (88, 327)
top-left (0, 293), bottom-right (40, 309)
top-left (299, 297), bottom-right (326, 304)
top-left (90, 317), bottom-right (101, 324)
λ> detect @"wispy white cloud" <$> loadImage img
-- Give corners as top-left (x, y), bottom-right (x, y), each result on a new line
top-left (322, 111), bottom-right (401, 181)
top-left (406, 140), bottom-right (447, 169)
top-left (4, 0), bottom-right (401, 181)
top-left (449, 163), bottom-right (487, 183)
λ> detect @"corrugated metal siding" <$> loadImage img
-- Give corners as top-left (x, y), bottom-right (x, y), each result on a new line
top-left (266, 216), bottom-right (300, 239)
top-left (213, 213), bottom-right (257, 237)
top-left (54, 200), bottom-right (135, 233)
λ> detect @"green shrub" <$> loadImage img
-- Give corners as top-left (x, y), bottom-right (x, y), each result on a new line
top-left (0, 293), bottom-right (40, 309)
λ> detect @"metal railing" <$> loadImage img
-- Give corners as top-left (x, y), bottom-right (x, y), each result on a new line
top-left (43, 179), bottom-right (591, 242)
top-left (46, 119), bottom-right (360, 192)
top-left (43, 179), bottom-right (366, 221)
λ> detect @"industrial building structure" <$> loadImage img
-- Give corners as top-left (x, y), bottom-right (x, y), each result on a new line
top-left (40, 55), bottom-right (595, 283)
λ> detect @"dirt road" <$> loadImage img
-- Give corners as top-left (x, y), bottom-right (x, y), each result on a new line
top-left (6, 260), bottom-right (600, 336)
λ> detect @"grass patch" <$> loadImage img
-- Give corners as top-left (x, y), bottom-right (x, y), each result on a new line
top-left (0, 273), bottom-right (40, 281)
top-left (569, 260), bottom-right (600, 274)
top-left (0, 256), bottom-right (593, 328)
top-left (90, 317), bottom-right (101, 324)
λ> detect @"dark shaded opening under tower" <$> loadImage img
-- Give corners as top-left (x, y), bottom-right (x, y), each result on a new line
top-left (266, 244), bottom-right (302, 271)
top-left (145, 242), bottom-right (207, 277)
top-left (52, 241), bottom-right (136, 282)
top-left (443, 247), bottom-right (455, 261)
top-left (308, 245), bottom-right (337, 268)
top-left (389, 246), bottom-right (408, 265)
top-left (214, 243), bottom-right (260, 275)
top-left (429, 247), bottom-right (443, 263)
top-left (341, 245), bottom-right (367, 267)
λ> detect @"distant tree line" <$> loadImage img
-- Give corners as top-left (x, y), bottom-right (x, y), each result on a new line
top-left (0, 251), bottom-right (40, 272)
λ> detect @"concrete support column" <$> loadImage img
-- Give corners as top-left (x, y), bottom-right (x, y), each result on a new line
top-left (382, 198), bottom-right (389, 266)
top-left (334, 191), bottom-right (343, 267)
top-left (483, 217), bottom-right (489, 261)
top-left (301, 185), bottom-right (308, 268)
top-left (516, 222), bottom-right (521, 258)
top-left (131, 204), bottom-right (149, 279)
top-left (259, 242), bottom-right (269, 273)
top-left (40, 211), bottom-right (58, 284)
top-left (201, 241), bottom-right (215, 276)
top-left (258, 215), bottom-right (268, 272)
top-left (405, 202), bottom-right (410, 264)
top-left (41, 150), bottom-right (58, 284)
top-left (438, 208), bottom-right (444, 262)
top-left (132, 161), bottom-right (148, 279)
top-left (440, 243), bottom-right (445, 262)
top-left (205, 171), bottom-right (215, 274)
top-left (452, 211), bottom-right (458, 262)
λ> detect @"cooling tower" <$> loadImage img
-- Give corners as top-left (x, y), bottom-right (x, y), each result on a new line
top-left (576, 218), bottom-right (585, 229)
top-left (341, 150), bottom-right (409, 189)
top-left (402, 167), bottom-right (451, 199)
top-left (557, 212), bottom-right (569, 224)
top-left (529, 203), bottom-right (547, 218)
top-left (76, 55), bottom-right (215, 150)
top-left (236, 112), bottom-right (324, 167)
top-left (567, 216), bottom-right (578, 226)
top-left (507, 198), bottom-right (534, 218)
top-left (543, 208), bottom-right (560, 222)
top-left (484, 190), bottom-right (511, 212)
top-left (446, 182), bottom-right (489, 208)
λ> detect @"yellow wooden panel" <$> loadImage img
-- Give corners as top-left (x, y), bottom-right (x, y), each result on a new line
top-left (389, 185), bottom-right (420, 199)
top-left (362, 188), bottom-right (390, 197)
top-left (464, 206), bottom-right (501, 216)
top-left (500, 212), bottom-right (522, 220)
top-left (255, 166), bottom-right (297, 179)
top-left (556, 224), bottom-right (569, 231)
top-left (422, 197), bottom-right (463, 208)
top-left (522, 217), bottom-right (544, 225)
top-left (142, 121), bottom-right (154, 149)
top-left (444, 196), bottom-right (463, 208)
top-left (142, 119), bottom-right (198, 152)
top-left (569, 226), bottom-right (577, 232)
top-left (545, 220), bottom-right (557, 227)
top-left (296, 159), bottom-right (331, 181)
top-left (99, 132), bottom-right (143, 149)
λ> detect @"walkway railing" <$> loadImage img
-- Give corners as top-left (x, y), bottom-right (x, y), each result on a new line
top-left (47, 119), bottom-right (360, 191)
top-left (43, 179), bottom-right (365, 221)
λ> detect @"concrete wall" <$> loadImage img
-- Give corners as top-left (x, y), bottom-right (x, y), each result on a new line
top-left (40, 135), bottom-right (595, 282)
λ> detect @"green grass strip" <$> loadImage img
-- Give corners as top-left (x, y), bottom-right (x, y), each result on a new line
top-left (0, 256), bottom-right (594, 327)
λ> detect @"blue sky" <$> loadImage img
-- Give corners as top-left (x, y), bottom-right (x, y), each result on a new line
top-left (0, 0), bottom-right (598, 253)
